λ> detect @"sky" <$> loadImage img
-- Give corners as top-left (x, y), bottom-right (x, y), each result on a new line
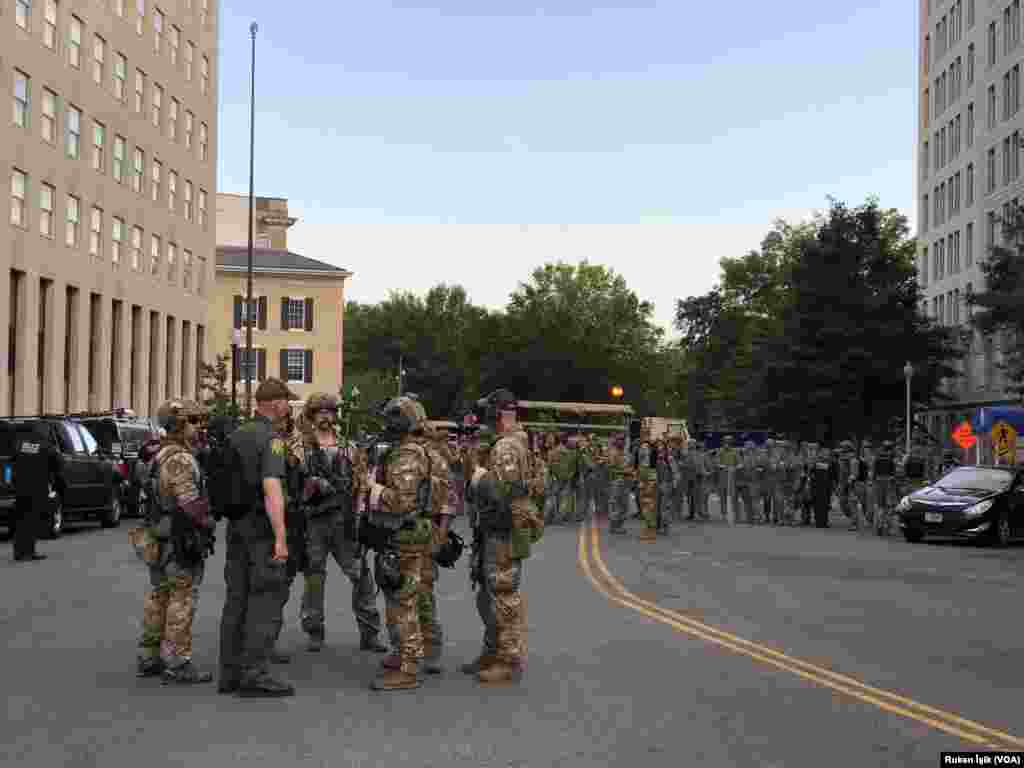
top-left (215, 1), bottom-right (919, 334)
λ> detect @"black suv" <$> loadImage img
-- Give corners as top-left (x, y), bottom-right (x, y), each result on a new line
top-left (76, 412), bottom-right (158, 518)
top-left (0, 417), bottom-right (124, 538)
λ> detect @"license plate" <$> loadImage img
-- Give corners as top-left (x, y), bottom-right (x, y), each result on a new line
top-left (925, 511), bottom-right (943, 523)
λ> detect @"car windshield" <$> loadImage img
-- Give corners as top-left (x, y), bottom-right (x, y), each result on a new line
top-left (934, 468), bottom-right (1014, 493)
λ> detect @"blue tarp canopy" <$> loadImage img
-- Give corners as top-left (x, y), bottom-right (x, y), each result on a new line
top-left (970, 407), bottom-right (1024, 433)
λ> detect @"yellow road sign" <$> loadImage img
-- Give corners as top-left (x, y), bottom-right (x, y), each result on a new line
top-left (992, 420), bottom-right (1018, 463)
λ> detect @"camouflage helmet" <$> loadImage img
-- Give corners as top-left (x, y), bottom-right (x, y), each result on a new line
top-left (303, 392), bottom-right (339, 421)
top-left (380, 395), bottom-right (427, 435)
top-left (156, 399), bottom-right (204, 434)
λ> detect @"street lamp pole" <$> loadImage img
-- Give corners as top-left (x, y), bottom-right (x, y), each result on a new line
top-left (245, 21), bottom-right (257, 417)
top-left (904, 361), bottom-right (914, 456)
top-left (231, 328), bottom-right (241, 411)
top-left (397, 354), bottom-right (404, 396)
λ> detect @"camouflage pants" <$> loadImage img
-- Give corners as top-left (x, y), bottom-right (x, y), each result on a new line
top-left (638, 479), bottom-right (658, 529)
top-left (736, 483), bottom-right (754, 523)
top-left (544, 478), bottom-right (565, 524)
top-left (853, 481), bottom-right (872, 528)
top-left (417, 530), bottom-right (443, 663)
top-left (761, 485), bottom-right (777, 523)
top-left (592, 475), bottom-right (610, 519)
top-left (482, 533), bottom-right (523, 665)
top-left (139, 557), bottom-right (205, 669)
top-left (380, 543), bottom-right (423, 675)
top-left (301, 511), bottom-right (381, 642)
top-left (656, 483), bottom-right (674, 528)
top-left (558, 483), bottom-right (578, 524)
top-left (689, 479), bottom-right (708, 518)
top-left (607, 479), bottom-right (628, 529)
top-left (874, 477), bottom-right (895, 534)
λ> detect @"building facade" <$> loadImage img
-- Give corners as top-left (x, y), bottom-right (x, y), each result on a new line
top-left (216, 191), bottom-right (295, 250)
top-left (917, 0), bottom-right (1024, 448)
top-left (2, 0), bottom-right (218, 417)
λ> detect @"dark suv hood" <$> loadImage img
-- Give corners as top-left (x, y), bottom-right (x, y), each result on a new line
top-left (910, 485), bottom-right (997, 509)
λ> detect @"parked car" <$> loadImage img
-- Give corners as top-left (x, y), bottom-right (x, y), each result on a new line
top-left (76, 412), bottom-right (158, 517)
top-left (896, 465), bottom-right (1024, 546)
top-left (0, 417), bottom-right (124, 538)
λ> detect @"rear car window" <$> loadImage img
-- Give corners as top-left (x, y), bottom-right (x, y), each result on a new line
top-left (80, 420), bottom-right (118, 451)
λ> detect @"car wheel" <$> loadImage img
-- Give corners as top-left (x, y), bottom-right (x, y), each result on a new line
top-left (992, 511), bottom-right (1012, 547)
top-left (42, 494), bottom-right (64, 540)
top-left (101, 494), bottom-right (122, 528)
top-left (903, 527), bottom-right (924, 543)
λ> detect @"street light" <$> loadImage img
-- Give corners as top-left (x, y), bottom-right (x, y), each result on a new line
top-left (904, 361), bottom-right (914, 455)
top-left (244, 21), bottom-right (258, 417)
top-left (230, 328), bottom-right (241, 410)
top-left (610, 385), bottom-right (624, 399)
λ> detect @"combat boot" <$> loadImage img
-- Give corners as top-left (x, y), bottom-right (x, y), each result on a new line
top-left (422, 645), bottom-right (443, 675)
top-left (136, 657), bottom-right (165, 678)
top-left (477, 660), bottom-right (523, 684)
top-left (161, 661), bottom-right (213, 685)
top-left (639, 525), bottom-right (657, 541)
top-left (359, 633), bottom-right (389, 653)
top-left (370, 668), bottom-right (420, 691)
top-left (307, 630), bottom-right (324, 653)
top-left (237, 671), bottom-right (295, 698)
top-left (461, 653), bottom-right (498, 674)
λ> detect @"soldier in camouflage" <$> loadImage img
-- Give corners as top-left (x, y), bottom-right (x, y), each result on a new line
top-left (872, 440), bottom-right (897, 536)
top-left (606, 433), bottom-right (631, 534)
top-left (633, 429), bottom-right (659, 540)
top-left (717, 436), bottom-right (739, 521)
top-left (298, 394), bottom-right (386, 655)
top-left (836, 440), bottom-right (858, 530)
top-left (461, 434), bottom-right (498, 673)
top-left (690, 441), bottom-right (710, 520)
top-left (735, 442), bottom-right (756, 524)
top-left (541, 433), bottom-right (562, 525)
top-left (135, 399), bottom-right (215, 685)
top-left (655, 438), bottom-right (674, 534)
top-left (852, 439), bottom-right (874, 531)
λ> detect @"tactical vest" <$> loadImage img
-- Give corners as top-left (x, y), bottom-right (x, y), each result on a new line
top-left (303, 443), bottom-right (354, 517)
top-left (145, 445), bottom-right (189, 525)
top-left (371, 441), bottom-right (432, 532)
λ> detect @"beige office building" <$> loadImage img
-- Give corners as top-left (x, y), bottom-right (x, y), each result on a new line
top-left (916, 0), bottom-right (1024, 450)
top-left (2, 0), bottom-right (218, 417)
top-left (212, 194), bottom-right (352, 404)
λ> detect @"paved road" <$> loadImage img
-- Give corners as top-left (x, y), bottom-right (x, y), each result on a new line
top-left (2, 511), bottom-right (1022, 767)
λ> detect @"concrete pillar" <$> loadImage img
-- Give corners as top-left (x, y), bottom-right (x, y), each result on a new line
top-left (112, 300), bottom-right (132, 410)
top-left (0, 268), bottom-right (11, 417)
top-left (67, 287), bottom-right (89, 412)
top-left (13, 273), bottom-right (40, 416)
top-left (42, 280), bottom-right (67, 414)
top-left (150, 310), bottom-right (165, 411)
top-left (181, 321), bottom-right (195, 400)
top-left (132, 307), bottom-right (150, 417)
top-left (90, 294), bottom-right (111, 412)
top-left (165, 315), bottom-right (180, 399)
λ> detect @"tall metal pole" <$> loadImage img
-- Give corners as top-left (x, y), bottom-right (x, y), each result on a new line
top-left (397, 354), bottom-right (403, 396)
top-left (904, 363), bottom-right (912, 456)
top-left (245, 22), bottom-right (257, 416)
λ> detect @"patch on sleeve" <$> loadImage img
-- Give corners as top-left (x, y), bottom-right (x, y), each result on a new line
top-left (270, 438), bottom-right (286, 457)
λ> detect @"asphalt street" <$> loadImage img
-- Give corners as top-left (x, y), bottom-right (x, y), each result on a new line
top-left (2, 506), bottom-right (1022, 768)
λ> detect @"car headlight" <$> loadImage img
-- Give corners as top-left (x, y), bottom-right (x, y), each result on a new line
top-left (896, 496), bottom-right (911, 512)
top-left (963, 499), bottom-right (994, 518)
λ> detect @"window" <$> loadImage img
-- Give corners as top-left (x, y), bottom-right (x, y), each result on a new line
top-left (988, 146), bottom-right (997, 192)
top-left (925, 88), bottom-right (930, 128)
top-left (954, 170), bottom-right (962, 213)
top-left (923, 194), bottom-right (930, 230)
top-left (955, 230), bottom-right (961, 271)
top-left (11, 169), bottom-right (27, 227)
top-left (967, 220), bottom-right (974, 265)
top-left (925, 35), bottom-right (931, 75)
top-left (285, 350), bottom-right (306, 382)
top-left (988, 84), bottom-right (997, 128)
top-left (150, 235), bottom-right (160, 275)
top-left (921, 247), bottom-right (929, 286)
top-left (184, 181), bottom-right (193, 221)
top-left (183, 248), bottom-right (192, 290)
top-left (39, 183), bottom-right (54, 238)
top-left (135, 0), bottom-right (145, 36)
top-left (1014, 63), bottom-right (1022, 115)
top-left (153, 7), bottom-right (163, 53)
top-left (200, 122), bottom-right (208, 161)
top-left (89, 207), bottom-right (101, 257)
top-left (923, 140), bottom-right (930, 178)
top-left (238, 348), bottom-right (264, 382)
top-left (1007, 6), bottom-right (1014, 56)
top-left (41, 88), bottom-right (55, 143)
top-left (69, 16), bottom-right (82, 69)
top-left (1015, 0), bottom-right (1022, 48)
top-left (285, 299), bottom-right (306, 330)
top-left (132, 147), bottom-right (143, 194)
top-left (1005, 136), bottom-right (1012, 184)
top-left (201, 55), bottom-right (209, 96)
top-left (169, 98), bottom-right (179, 140)
top-left (989, 21), bottom-right (998, 67)
top-left (167, 241), bottom-right (176, 282)
top-left (151, 83), bottom-right (162, 127)
top-left (185, 110), bottom-right (193, 148)
top-left (170, 25), bottom-right (180, 66)
top-left (968, 43), bottom-right (975, 85)
top-left (65, 194), bottom-right (79, 247)
top-left (967, 161), bottom-right (975, 206)
top-left (66, 105), bottom-right (80, 159)
top-left (185, 41), bottom-right (194, 81)
top-left (13, 71), bottom-right (29, 129)
top-left (988, 210), bottom-right (997, 247)
top-left (113, 135), bottom-right (125, 183)
top-left (91, 121), bottom-right (105, 172)
top-left (1004, 71), bottom-right (1012, 120)
top-left (198, 188), bottom-right (207, 228)
top-left (151, 159), bottom-right (161, 202)
top-left (135, 69), bottom-right (145, 114)
top-left (168, 170), bottom-right (177, 212)
top-left (16, 0), bottom-right (30, 30)
top-left (113, 53), bottom-right (126, 101)
top-left (92, 35), bottom-right (105, 85)
top-left (967, 101), bottom-right (974, 146)
top-left (44, 0), bottom-right (57, 49)
top-left (111, 216), bottom-right (123, 265)
top-left (131, 226), bottom-right (142, 270)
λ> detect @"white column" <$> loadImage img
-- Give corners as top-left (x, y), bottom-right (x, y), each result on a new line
top-left (42, 280), bottom-right (67, 414)
top-left (13, 273), bottom-right (40, 415)
top-left (166, 316), bottom-right (180, 399)
top-left (132, 307), bottom-right (151, 417)
top-left (150, 311), bottom-right (166, 410)
top-left (113, 300), bottom-right (132, 410)
top-left (68, 288), bottom-right (90, 412)
top-left (90, 294), bottom-right (111, 411)
top-left (182, 321), bottom-right (195, 400)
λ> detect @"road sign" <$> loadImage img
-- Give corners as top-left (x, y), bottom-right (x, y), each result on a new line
top-left (952, 420), bottom-right (976, 449)
top-left (992, 420), bottom-right (1018, 463)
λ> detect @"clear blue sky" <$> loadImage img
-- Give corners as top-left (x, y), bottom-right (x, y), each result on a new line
top-left (216, 1), bottom-right (918, 331)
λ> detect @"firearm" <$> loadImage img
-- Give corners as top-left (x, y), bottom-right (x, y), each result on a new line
top-left (282, 428), bottom-right (308, 578)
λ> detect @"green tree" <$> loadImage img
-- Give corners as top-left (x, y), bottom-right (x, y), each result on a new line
top-left (198, 352), bottom-right (240, 418)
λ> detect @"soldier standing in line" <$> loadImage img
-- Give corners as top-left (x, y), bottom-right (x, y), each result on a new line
top-left (852, 440), bottom-right (874, 531)
top-left (575, 434), bottom-right (595, 523)
top-left (460, 435), bottom-right (497, 675)
top-left (683, 440), bottom-right (698, 520)
top-left (760, 440), bottom-right (778, 525)
top-left (811, 446), bottom-right (835, 528)
top-left (693, 441), bottom-right (711, 520)
top-left (836, 441), bottom-right (857, 531)
top-left (872, 440), bottom-right (897, 536)
top-left (541, 433), bottom-right (562, 525)
top-left (774, 441), bottom-right (796, 525)
top-left (797, 443), bottom-right (818, 525)
top-left (717, 436), bottom-right (739, 521)
top-left (606, 433), bottom-right (631, 534)
top-left (553, 435), bottom-right (578, 525)
top-left (655, 438), bottom-right (674, 534)
top-left (735, 442), bottom-right (755, 524)
top-left (133, 399), bottom-right (215, 684)
top-left (633, 429), bottom-right (659, 540)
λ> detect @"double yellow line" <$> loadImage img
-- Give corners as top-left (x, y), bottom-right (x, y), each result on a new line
top-left (577, 519), bottom-right (1024, 750)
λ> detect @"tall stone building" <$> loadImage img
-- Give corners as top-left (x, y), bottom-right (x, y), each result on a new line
top-left (212, 193), bottom-right (352, 405)
top-left (1, 0), bottom-right (218, 417)
top-left (916, 0), bottom-right (1024, 448)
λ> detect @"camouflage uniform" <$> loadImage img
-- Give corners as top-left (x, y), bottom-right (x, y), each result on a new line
top-left (655, 440), bottom-right (675, 533)
top-left (836, 441), bottom-right (857, 530)
top-left (872, 442), bottom-right (897, 536)
top-left (690, 443), bottom-right (710, 519)
top-left (760, 442), bottom-right (778, 524)
top-left (717, 438), bottom-right (739, 521)
top-left (414, 425), bottom-right (452, 674)
top-left (574, 436), bottom-right (595, 522)
top-left (364, 396), bottom-right (434, 691)
top-left (607, 436), bottom-right (631, 534)
top-left (851, 441), bottom-right (874, 530)
top-left (550, 440), bottom-right (577, 524)
top-left (591, 440), bottom-right (611, 522)
top-left (135, 399), bottom-right (214, 684)
top-left (736, 443), bottom-right (756, 523)
top-left (634, 435), bottom-right (658, 539)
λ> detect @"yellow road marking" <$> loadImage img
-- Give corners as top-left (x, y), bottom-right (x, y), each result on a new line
top-left (578, 521), bottom-right (1023, 750)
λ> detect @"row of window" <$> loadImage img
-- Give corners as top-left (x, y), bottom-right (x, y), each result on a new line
top-left (233, 348), bottom-right (315, 385)
top-left (9, 169), bottom-right (205, 293)
top-left (13, 64), bottom-right (210, 164)
top-left (931, 55), bottom-right (963, 121)
top-left (14, 0), bottom-right (212, 99)
top-left (931, 285), bottom-right (969, 327)
top-left (923, 223), bottom-right (975, 287)
top-left (923, 162), bottom-right (975, 232)
top-left (232, 296), bottom-right (317, 332)
top-left (928, 0), bottom-right (968, 70)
